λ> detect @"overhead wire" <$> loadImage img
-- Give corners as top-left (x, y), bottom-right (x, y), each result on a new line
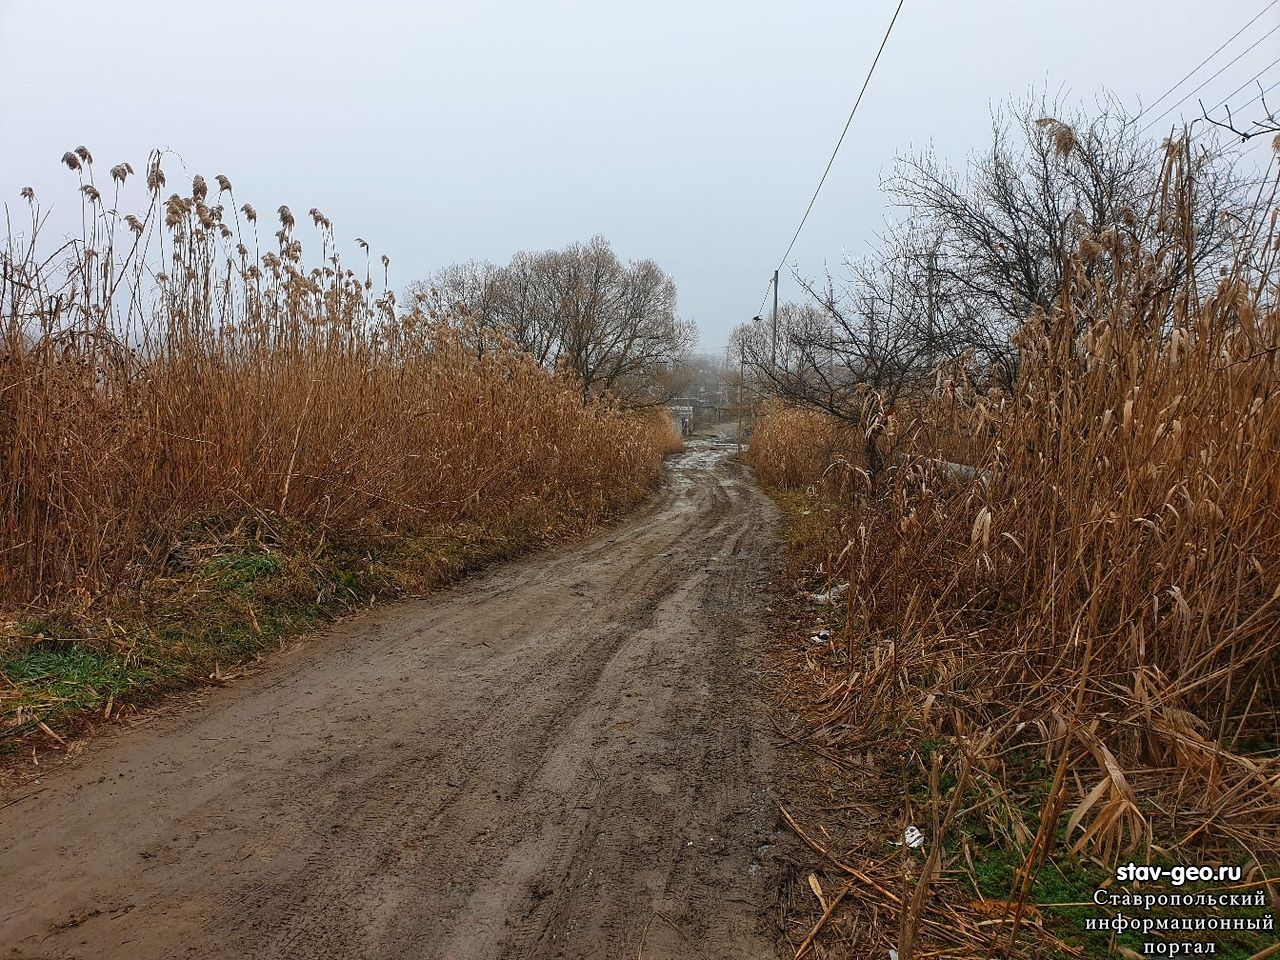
top-left (748, 0), bottom-right (1280, 316)
top-left (754, 0), bottom-right (906, 315)
top-left (1134, 0), bottom-right (1280, 122)
top-left (1140, 18), bottom-right (1280, 135)
top-left (1202, 52), bottom-right (1280, 117)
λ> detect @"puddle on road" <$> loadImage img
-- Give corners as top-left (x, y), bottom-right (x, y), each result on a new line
top-left (664, 439), bottom-right (740, 504)
top-left (678, 437), bottom-right (742, 469)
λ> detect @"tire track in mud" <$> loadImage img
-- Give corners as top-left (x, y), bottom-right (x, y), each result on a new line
top-left (0, 437), bottom-right (794, 960)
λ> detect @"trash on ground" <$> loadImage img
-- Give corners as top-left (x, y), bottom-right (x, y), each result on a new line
top-left (890, 825), bottom-right (925, 849)
top-left (806, 583), bottom-right (849, 605)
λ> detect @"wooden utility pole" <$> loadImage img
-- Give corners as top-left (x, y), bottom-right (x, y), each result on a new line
top-left (828, 320), bottom-right (836, 408)
top-left (736, 338), bottom-right (745, 455)
top-left (770, 269), bottom-right (779, 371)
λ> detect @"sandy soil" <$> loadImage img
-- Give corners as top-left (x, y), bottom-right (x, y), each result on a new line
top-left (0, 438), bottom-right (795, 960)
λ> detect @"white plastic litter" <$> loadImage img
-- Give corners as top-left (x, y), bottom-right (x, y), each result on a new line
top-left (808, 628), bottom-right (832, 645)
top-left (806, 583), bottom-right (849, 605)
top-left (891, 825), bottom-right (925, 849)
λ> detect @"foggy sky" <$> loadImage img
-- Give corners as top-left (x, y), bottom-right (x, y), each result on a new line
top-left (2, 0), bottom-right (1276, 350)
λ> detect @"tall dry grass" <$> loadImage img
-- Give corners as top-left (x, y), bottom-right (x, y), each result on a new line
top-left (1, 149), bottom-right (674, 609)
top-left (754, 138), bottom-right (1280, 869)
top-left (747, 402), bottom-right (855, 493)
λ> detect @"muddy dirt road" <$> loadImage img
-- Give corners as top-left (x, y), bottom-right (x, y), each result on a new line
top-left (1, 439), bottom-right (794, 960)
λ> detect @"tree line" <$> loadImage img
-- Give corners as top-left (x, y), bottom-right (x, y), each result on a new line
top-left (406, 236), bottom-right (696, 406)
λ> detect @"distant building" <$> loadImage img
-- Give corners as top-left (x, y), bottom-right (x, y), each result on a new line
top-left (669, 404), bottom-right (694, 436)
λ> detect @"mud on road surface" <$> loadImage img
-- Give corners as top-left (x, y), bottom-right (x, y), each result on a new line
top-left (1, 439), bottom-right (795, 960)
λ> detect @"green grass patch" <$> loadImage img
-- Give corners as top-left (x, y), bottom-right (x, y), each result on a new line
top-left (2, 645), bottom-right (162, 712)
top-left (201, 550), bottom-right (282, 591)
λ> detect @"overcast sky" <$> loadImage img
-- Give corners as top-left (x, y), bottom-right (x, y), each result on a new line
top-left (2, 0), bottom-right (1277, 350)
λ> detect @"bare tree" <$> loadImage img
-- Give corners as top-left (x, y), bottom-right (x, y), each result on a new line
top-left (406, 236), bottom-right (695, 405)
top-left (738, 95), bottom-right (1254, 487)
top-left (747, 94), bottom-right (1254, 442)
top-left (885, 92), bottom-right (1248, 384)
top-left (735, 230), bottom-right (951, 485)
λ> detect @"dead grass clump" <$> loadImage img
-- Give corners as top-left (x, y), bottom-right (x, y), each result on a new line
top-left (648, 410), bottom-right (687, 457)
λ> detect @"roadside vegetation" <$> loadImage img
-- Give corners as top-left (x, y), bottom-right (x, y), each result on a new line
top-left (0, 149), bottom-right (683, 747)
top-left (744, 100), bottom-right (1280, 958)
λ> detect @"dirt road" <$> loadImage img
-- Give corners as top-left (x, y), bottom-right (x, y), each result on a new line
top-left (0, 438), bottom-right (794, 960)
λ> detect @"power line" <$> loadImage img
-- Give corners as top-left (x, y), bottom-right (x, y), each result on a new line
top-left (1140, 18), bottom-right (1280, 135)
top-left (1203, 52), bottom-right (1280, 115)
top-left (1192, 55), bottom-right (1280, 161)
top-left (1135, 0), bottom-right (1280, 122)
top-left (1201, 76), bottom-right (1280, 164)
top-left (756, 0), bottom-right (906, 315)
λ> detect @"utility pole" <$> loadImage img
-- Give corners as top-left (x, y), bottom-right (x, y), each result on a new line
top-left (770, 269), bottom-right (779, 372)
top-left (828, 320), bottom-right (836, 408)
top-left (736, 337), bottom-right (745, 455)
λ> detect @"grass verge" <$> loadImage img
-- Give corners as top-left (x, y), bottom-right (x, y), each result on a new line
top-left (0, 502), bottom-right (629, 758)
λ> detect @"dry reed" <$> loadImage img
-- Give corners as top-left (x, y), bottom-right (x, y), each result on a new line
top-left (747, 402), bottom-right (859, 495)
top-left (0, 150), bottom-right (676, 612)
top-left (753, 137), bottom-right (1280, 955)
